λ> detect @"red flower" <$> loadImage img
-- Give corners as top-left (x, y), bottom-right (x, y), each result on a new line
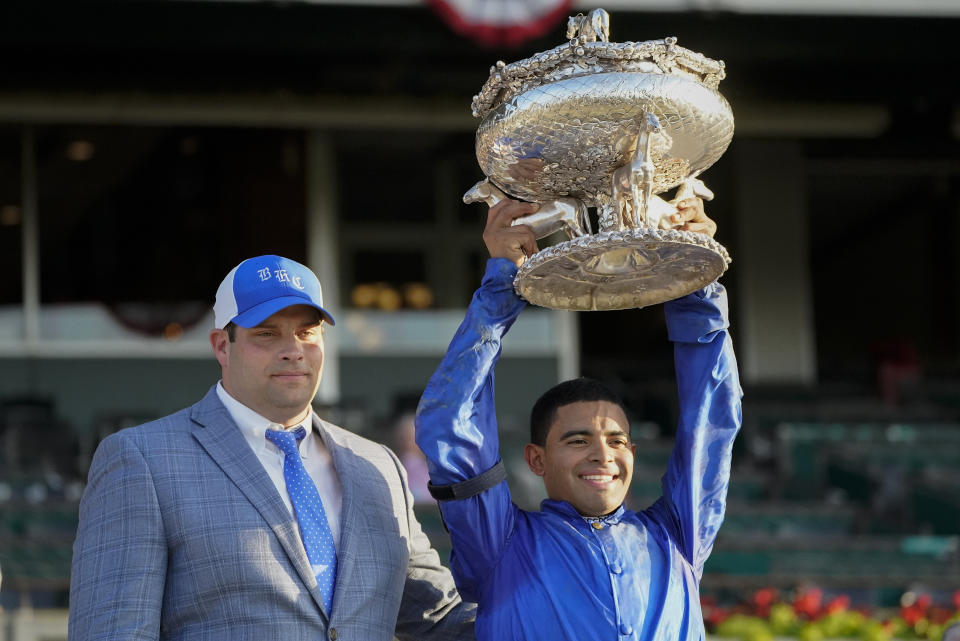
top-left (901, 605), bottom-right (923, 626)
top-left (794, 588), bottom-right (824, 619)
top-left (703, 603), bottom-right (730, 628)
top-left (753, 588), bottom-right (778, 617)
top-left (825, 595), bottom-right (851, 614)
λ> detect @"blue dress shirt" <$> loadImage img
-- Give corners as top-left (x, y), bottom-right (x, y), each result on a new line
top-left (415, 258), bottom-right (743, 641)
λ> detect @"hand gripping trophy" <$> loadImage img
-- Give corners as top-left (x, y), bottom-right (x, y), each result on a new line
top-left (464, 8), bottom-right (734, 310)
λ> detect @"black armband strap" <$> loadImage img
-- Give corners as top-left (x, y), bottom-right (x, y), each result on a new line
top-left (427, 460), bottom-right (507, 502)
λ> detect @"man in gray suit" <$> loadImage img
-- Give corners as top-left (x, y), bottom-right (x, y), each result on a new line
top-left (69, 255), bottom-right (475, 641)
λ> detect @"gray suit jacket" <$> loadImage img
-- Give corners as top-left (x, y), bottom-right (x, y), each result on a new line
top-left (69, 386), bottom-right (475, 641)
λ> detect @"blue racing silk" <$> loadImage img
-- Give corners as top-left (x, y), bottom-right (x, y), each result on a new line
top-left (415, 258), bottom-right (743, 641)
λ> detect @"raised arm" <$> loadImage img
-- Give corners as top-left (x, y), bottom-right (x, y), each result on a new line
top-left (415, 257), bottom-right (525, 484)
top-left (654, 281), bottom-right (742, 578)
top-left (414, 198), bottom-right (535, 600)
top-left (643, 198), bottom-right (742, 577)
top-left (414, 257), bottom-right (524, 599)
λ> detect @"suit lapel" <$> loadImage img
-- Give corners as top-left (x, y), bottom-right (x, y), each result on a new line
top-left (190, 387), bottom-right (329, 615)
top-left (317, 416), bottom-right (363, 615)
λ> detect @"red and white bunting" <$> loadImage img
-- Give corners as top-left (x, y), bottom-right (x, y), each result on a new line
top-left (428, 0), bottom-right (573, 47)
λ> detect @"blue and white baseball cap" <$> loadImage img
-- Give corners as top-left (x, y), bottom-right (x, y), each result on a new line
top-left (213, 255), bottom-right (335, 329)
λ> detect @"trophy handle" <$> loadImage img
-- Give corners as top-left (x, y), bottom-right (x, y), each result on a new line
top-left (651, 177), bottom-right (716, 230)
top-left (463, 179), bottom-right (506, 208)
top-left (463, 179), bottom-right (590, 240)
top-left (674, 177), bottom-right (714, 203)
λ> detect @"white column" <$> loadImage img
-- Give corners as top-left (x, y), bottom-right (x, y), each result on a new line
top-left (306, 132), bottom-right (341, 404)
top-left (734, 140), bottom-right (817, 384)
top-left (21, 125), bottom-right (40, 343)
top-left (555, 310), bottom-right (580, 382)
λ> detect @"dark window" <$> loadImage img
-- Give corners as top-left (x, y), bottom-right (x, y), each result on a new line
top-left (35, 125), bottom-right (307, 336)
top-left (0, 127), bottom-right (22, 305)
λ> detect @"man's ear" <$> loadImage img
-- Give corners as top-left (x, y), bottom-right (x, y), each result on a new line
top-left (523, 443), bottom-right (546, 476)
top-left (209, 329), bottom-right (230, 368)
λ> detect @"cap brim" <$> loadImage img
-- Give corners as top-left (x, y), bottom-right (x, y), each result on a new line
top-left (230, 296), bottom-right (336, 328)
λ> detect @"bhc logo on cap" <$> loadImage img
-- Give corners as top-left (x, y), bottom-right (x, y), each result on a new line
top-left (214, 255), bottom-right (335, 329)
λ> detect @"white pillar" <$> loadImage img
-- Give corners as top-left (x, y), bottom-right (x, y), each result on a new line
top-left (21, 125), bottom-right (40, 343)
top-left (306, 132), bottom-right (341, 404)
top-left (734, 140), bottom-right (817, 385)
top-left (555, 310), bottom-right (580, 382)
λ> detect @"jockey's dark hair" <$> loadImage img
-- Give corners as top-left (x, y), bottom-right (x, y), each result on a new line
top-left (529, 377), bottom-right (628, 446)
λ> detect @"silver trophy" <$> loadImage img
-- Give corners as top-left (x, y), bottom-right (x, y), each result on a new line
top-left (464, 8), bottom-right (734, 311)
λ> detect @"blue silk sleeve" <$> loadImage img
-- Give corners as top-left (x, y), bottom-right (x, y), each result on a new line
top-left (649, 281), bottom-right (743, 578)
top-left (414, 258), bottom-right (526, 600)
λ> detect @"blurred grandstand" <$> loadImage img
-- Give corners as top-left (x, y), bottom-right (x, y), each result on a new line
top-left (3, 399), bottom-right (958, 615)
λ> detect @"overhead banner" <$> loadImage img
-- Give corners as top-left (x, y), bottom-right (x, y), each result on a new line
top-left (428, 0), bottom-right (573, 47)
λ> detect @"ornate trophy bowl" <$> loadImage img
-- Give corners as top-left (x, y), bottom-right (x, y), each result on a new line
top-left (465, 9), bottom-right (734, 311)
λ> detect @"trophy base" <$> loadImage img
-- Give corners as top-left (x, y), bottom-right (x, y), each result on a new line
top-left (514, 228), bottom-right (731, 310)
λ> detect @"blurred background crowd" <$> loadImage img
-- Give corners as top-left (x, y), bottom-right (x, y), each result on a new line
top-left (0, 0), bottom-right (958, 639)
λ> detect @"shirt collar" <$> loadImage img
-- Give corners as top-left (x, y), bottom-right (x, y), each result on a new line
top-left (541, 499), bottom-right (627, 526)
top-left (216, 381), bottom-right (314, 451)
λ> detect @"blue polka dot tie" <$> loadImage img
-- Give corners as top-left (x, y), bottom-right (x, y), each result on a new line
top-left (265, 426), bottom-right (338, 613)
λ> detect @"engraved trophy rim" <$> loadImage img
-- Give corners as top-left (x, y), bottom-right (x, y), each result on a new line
top-left (471, 36), bottom-right (727, 121)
